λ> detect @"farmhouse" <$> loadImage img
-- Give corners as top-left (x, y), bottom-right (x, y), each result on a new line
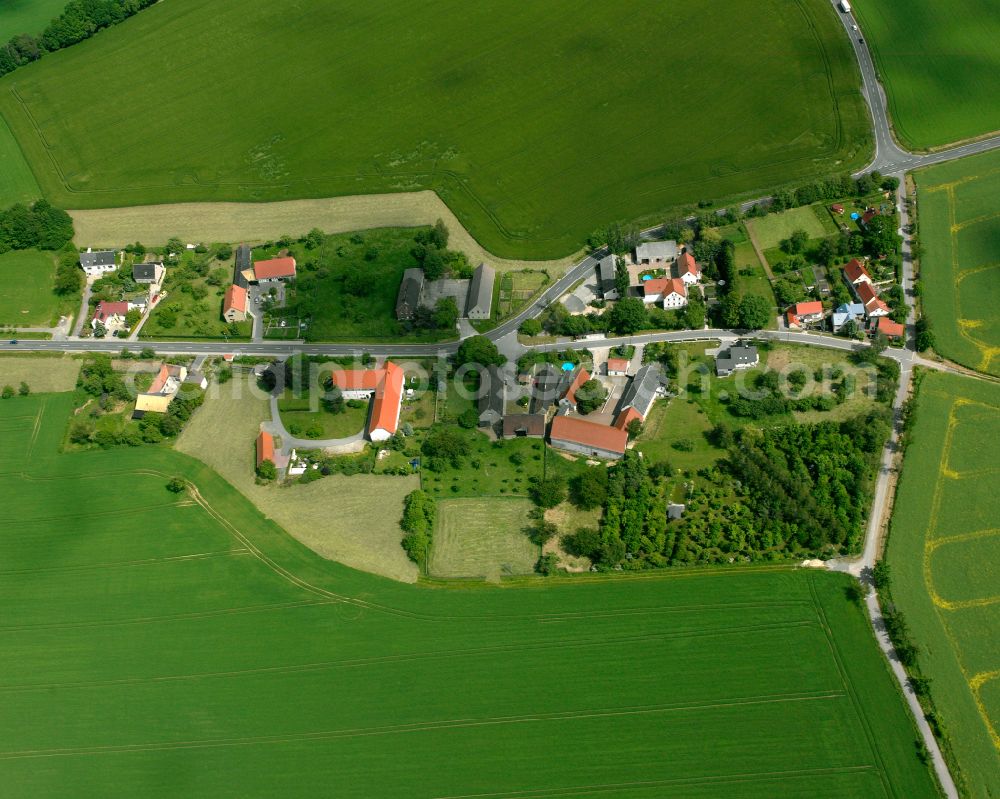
top-left (613, 364), bottom-right (666, 430)
top-left (79, 248), bottom-right (117, 277)
top-left (328, 361), bottom-right (404, 441)
top-left (501, 414), bottom-right (545, 438)
top-left (550, 415), bottom-right (627, 460)
top-left (843, 258), bottom-right (872, 287)
top-left (597, 254), bottom-right (619, 299)
top-left (785, 300), bottom-right (824, 329)
top-left (832, 302), bottom-right (866, 333)
top-left (222, 284), bottom-right (248, 323)
top-left (675, 252), bottom-right (701, 284)
top-left (478, 364), bottom-right (506, 428)
top-left (855, 280), bottom-right (890, 318)
top-left (256, 430), bottom-right (275, 469)
top-left (134, 363), bottom-right (187, 415)
top-left (715, 344), bottom-right (759, 377)
top-left (635, 241), bottom-right (678, 265)
top-left (876, 316), bottom-right (905, 340)
top-left (253, 256), bottom-right (296, 282)
top-left (643, 277), bottom-right (687, 309)
top-left (233, 244), bottom-right (252, 289)
top-left (465, 262), bottom-right (495, 319)
top-left (395, 268), bottom-right (424, 321)
top-left (606, 358), bottom-right (629, 377)
top-left (90, 300), bottom-right (129, 333)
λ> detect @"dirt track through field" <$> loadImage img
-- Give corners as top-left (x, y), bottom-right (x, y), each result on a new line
top-left (70, 192), bottom-right (580, 277)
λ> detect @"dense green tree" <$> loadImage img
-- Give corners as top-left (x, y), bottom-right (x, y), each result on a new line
top-left (256, 460), bottom-right (277, 480)
top-left (519, 318), bottom-right (542, 337)
top-left (737, 295), bottom-right (771, 329)
top-left (570, 468), bottom-right (608, 510)
top-left (530, 475), bottom-right (567, 509)
top-left (606, 297), bottom-right (647, 334)
top-left (574, 378), bottom-right (608, 415)
top-left (454, 335), bottom-right (504, 368)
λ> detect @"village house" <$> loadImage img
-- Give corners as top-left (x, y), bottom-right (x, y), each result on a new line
top-left (90, 300), bottom-right (130, 334)
top-left (478, 364), bottom-right (506, 429)
top-left (501, 414), bottom-right (546, 439)
top-left (465, 262), bottom-right (495, 320)
top-left (613, 364), bottom-right (666, 431)
top-left (642, 277), bottom-right (688, 309)
top-left (222, 284), bottom-right (249, 323)
top-left (634, 240), bottom-right (678, 265)
top-left (559, 367), bottom-right (592, 412)
top-left (597, 254), bottom-right (619, 300)
top-left (253, 256), bottom-right (296, 283)
top-left (674, 252), bottom-right (701, 285)
top-left (132, 260), bottom-right (165, 292)
top-left (843, 258), bottom-right (873, 287)
top-left (395, 268), bottom-right (424, 321)
top-left (715, 343), bottom-right (759, 377)
top-left (549, 415), bottom-right (628, 460)
top-left (328, 361), bottom-right (404, 441)
top-left (831, 302), bottom-right (866, 333)
top-left (79, 248), bottom-right (118, 277)
top-left (860, 208), bottom-right (879, 228)
top-left (785, 300), bottom-right (824, 329)
top-left (876, 316), bottom-right (905, 340)
top-left (134, 363), bottom-right (187, 416)
top-left (855, 280), bottom-right (890, 318)
top-left (606, 358), bottom-right (629, 377)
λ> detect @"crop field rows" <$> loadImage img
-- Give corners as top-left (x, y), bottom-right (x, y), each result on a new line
top-left (0, 391), bottom-right (938, 797)
top-left (916, 151), bottom-right (1000, 376)
top-left (886, 371), bottom-right (1000, 797)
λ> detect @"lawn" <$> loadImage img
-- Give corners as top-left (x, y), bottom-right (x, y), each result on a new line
top-left (0, 0), bottom-right (868, 258)
top-left (884, 369), bottom-right (1000, 797)
top-left (0, 249), bottom-right (64, 327)
top-left (747, 205), bottom-right (830, 250)
top-left (0, 0), bottom-right (68, 40)
top-left (0, 112), bottom-right (40, 206)
top-left (277, 389), bottom-right (369, 439)
top-left (428, 497), bottom-right (537, 580)
top-left (0, 391), bottom-right (940, 797)
top-left (914, 149), bottom-right (1000, 376)
top-left (852, 0), bottom-right (1000, 149)
top-left (0, 354), bottom-right (79, 392)
top-left (732, 238), bottom-right (778, 323)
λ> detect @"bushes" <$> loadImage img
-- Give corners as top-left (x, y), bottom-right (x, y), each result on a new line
top-left (400, 490), bottom-right (435, 566)
top-left (0, 200), bottom-right (74, 252)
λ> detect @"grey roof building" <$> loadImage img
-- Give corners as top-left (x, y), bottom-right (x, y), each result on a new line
top-left (530, 364), bottom-right (565, 415)
top-left (478, 365), bottom-right (506, 428)
top-left (465, 262), bottom-right (495, 319)
top-left (616, 364), bottom-right (666, 418)
top-left (597, 254), bottom-right (619, 299)
top-left (396, 268), bottom-right (424, 321)
top-left (501, 414), bottom-right (546, 438)
top-left (233, 244), bottom-right (252, 290)
top-left (635, 240), bottom-right (678, 264)
top-left (132, 261), bottom-right (164, 284)
top-left (80, 250), bottom-right (117, 269)
top-left (715, 344), bottom-right (759, 377)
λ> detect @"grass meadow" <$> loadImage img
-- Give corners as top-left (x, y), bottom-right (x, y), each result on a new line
top-left (0, 249), bottom-right (63, 327)
top-left (885, 370), bottom-right (1000, 797)
top-left (852, 0), bottom-right (1000, 148)
top-left (0, 0), bottom-right (869, 258)
top-left (0, 0), bottom-right (67, 40)
top-left (747, 206), bottom-right (830, 250)
top-left (915, 150), bottom-right (1000, 376)
top-left (428, 498), bottom-right (538, 580)
top-left (0, 390), bottom-right (939, 797)
top-left (0, 354), bottom-right (79, 392)
top-left (0, 113), bottom-right (39, 206)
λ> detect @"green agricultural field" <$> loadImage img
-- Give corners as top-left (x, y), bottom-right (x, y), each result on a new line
top-left (0, 391), bottom-right (939, 797)
top-left (914, 150), bottom-right (1000, 376)
top-left (885, 370), bottom-right (1000, 797)
top-left (0, 113), bottom-right (40, 205)
top-left (428, 497), bottom-right (538, 579)
top-left (852, 0), bottom-right (1000, 148)
top-left (0, 0), bottom-right (68, 40)
top-left (0, 0), bottom-right (869, 258)
top-left (0, 354), bottom-right (79, 392)
top-left (747, 205), bottom-right (830, 250)
top-left (0, 249), bottom-right (63, 326)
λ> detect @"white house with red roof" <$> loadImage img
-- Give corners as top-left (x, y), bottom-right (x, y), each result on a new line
top-left (643, 277), bottom-right (687, 308)
top-left (876, 317), bottom-right (904, 340)
top-left (843, 258), bottom-right (873, 287)
top-left (90, 301), bottom-right (130, 333)
top-left (785, 300), bottom-right (824, 329)
top-left (606, 358), bottom-right (629, 377)
top-left (328, 361), bottom-right (404, 441)
top-left (222, 284), bottom-right (248, 323)
top-left (674, 252), bottom-right (701, 285)
top-left (253, 257), bottom-right (297, 283)
top-left (855, 281), bottom-right (890, 318)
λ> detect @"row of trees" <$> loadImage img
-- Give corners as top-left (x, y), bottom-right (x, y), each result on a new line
top-left (400, 490), bottom-right (435, 566)
top-left (0, 0), bottom-right (158, 78)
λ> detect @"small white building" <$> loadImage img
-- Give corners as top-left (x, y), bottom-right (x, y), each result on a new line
top-left (80, 248), bottom-right (118, 277)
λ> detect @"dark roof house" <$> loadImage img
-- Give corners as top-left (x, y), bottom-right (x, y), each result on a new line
top-left (233, 244), bottom-right (252, 289)
top-left (466, 262), bottom-right (495, 319)
top-left (396, 268), bottom-right (424, 320)
top-left (80, 250), bottom-right (116, 269)
top-left (715, 344), bottom-right (759, 377)
top-left (613, 364), bottom-right (665, 426)
top-left (530, 364), bottom-right (565, 415)
top-left (501, 414), bottom-right (546, 438)
top-left (478, 365), bottom-right (507, 428)
top-left (597, 254), bottom-right (618, 297)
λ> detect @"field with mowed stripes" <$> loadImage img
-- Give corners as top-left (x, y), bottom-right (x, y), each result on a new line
top-left (885, 370), bottom-right (1000, 797)
top-left (0, 392), bottom-right (938, 797)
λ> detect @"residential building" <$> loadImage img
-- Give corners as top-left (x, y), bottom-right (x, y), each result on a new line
top-left (876, 316), bottom-right (905, 340)
top-left (612, 364), bottom-right (665, 430)
top-left (79, 248), bottom-right (117, 277)
top-left (478, 364), bottom-right (506, 428)
top-left (843, 258), bottom-right (873, 287)
top-left (785, 300), bottom-right (824, 329)
top-left (642, 277), bottom-right (687, 308)
top-left (466, 262), bottom-right (495, 319)
top-left (185, 371), bottom-right (209, 390)
top-left (328, 361), bottom-right (404, 441)
top-left (253, 256), bottom-right (296, 282)
top-left (549, 415), bottom-right (627, 460)
top-left (233, 244), bottom-right (252, 289)
top-left (134, 364), bottom-right (187, 415)
top-left (132, 261), bottom-right (165, 287)
top-left (635, 241), bottom-right (678, 265)
top-left (501, 414), bottom-right (546, 438)
top-left (675, 252), bottom-right (701, 284)
top-left (530, 364), bottom-right (564, 415)
top-left (91, 301), bottom-right (129, 333)
top-left (559, 367), bottom-right (592, 412)
top-left (715, 344), bottom-right (759, 377)
top-left (597, 254), bottom-right (619, 299)
top-left (855, 280), bottom-right (890, 318)
top-left (395, 268), bottom-right (424, 321)
top-left (222, 284), bottom-right (248, 323)
top-left (831, 302), bottom-right (866, 333)
top-left (606, 358), bottom-right (629, 377)
top-left (256, 431), bottom-right (275, 469)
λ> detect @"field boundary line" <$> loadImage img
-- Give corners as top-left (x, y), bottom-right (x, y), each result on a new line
top-left (0, 548), bottom-right (250, 578)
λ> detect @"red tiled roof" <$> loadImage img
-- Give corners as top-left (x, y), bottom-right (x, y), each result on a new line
top-left (606, 358), bottom-right (629, 373)
top-left (329, 369), bottom-right (381, 391)
top-left (254, 257), bottom-right (297, 280)
top-left (256, 431), bottom-right (274, 468)
top-left (869, 297), bottom-right (890, 315)
top-left (562, 368), bottom-right (591, 406)
top-left (550, 415), bottom-right (627, 456)
top-left (856, 280), bottom-right (880, 308)
top-left (370, 361), bottom-right (404, 436)
top-left (223, 284), bottom-right (247, 314)
top-left (791, 301), bottom-right (823, 317)
top-left (786, 312), bottom-right (802, 327)
top-left (861, 209), bottom-right (878, 224)
top-left (676, 252), bottom-right (700, 276)
top-left (613, 406), bottom-right (643, 431)
top-left (665, 277), bottom-right (687, 298)
top-left (92, 301), bottom-right (128, 322)
top-left (643, 277), bottom-right (669, 296)
top-left (877, 317), bottom-right (904, 338)
top-left (844, 259), bottom-right (871, 284)
top-left (831, 204), bottom-right (844, 213)
top-left (147, 364), bottom-right (170, 394)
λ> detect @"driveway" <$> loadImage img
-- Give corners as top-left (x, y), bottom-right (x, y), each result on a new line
top-left (265, 393), bottom-right (366, 455)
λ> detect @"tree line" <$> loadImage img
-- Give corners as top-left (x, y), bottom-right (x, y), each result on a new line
top-left (0, 0), bottom-right (158, 78)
